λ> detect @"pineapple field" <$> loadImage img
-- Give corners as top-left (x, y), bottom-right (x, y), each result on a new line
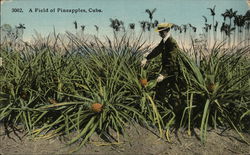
top-left (0, 6), bottom-right (250, 155)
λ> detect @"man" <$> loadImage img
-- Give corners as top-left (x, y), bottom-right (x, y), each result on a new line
top-left (141, 23), bottom-right (181, 105)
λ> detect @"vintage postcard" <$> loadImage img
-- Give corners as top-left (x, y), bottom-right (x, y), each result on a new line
top-left (0, 0), bottom-right (250, 154)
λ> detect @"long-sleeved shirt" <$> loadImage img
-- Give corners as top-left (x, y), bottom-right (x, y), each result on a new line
top-left (146, 36), bottom-right (180, 76)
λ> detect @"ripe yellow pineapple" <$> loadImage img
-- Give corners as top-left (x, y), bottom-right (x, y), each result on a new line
top-left (139, 78), bottom-right (148, 87)
top-left (91, 103), bottom-right (103, 113)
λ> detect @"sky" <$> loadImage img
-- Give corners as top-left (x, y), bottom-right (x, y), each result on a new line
top-left (0, 0), bottom-right (249, 41)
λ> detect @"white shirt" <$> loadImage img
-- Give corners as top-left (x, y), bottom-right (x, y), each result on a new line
top-left (163, 33), bottom-right (171, 43)
top-left (142, 32), bottom-right (171, 59)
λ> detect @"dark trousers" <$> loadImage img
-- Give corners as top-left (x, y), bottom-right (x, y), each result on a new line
top-left (155, 75), bottom-right (183, 113)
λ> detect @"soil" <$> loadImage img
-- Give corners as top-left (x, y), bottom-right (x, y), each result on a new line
top-left (0, 123), bottom-right (249, 155)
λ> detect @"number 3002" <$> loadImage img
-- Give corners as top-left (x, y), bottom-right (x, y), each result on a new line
top-left (12, 8), bottom-right (23, 13)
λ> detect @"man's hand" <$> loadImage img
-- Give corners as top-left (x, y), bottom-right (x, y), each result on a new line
top-left (141, 58), bottom-right (147, 68)
top-left (156, 74), bottom-right (165, 82)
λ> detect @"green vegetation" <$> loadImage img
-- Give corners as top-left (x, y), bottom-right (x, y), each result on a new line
top-left (0, 7), bottom-right (249, 153)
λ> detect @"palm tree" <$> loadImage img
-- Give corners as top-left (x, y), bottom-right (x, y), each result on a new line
top-left (245, 22), bottom-right (250, 45)
top-left (234, 15), bottom-right (246, 33)
top-left (214, 21), bottom-right (218, 32)
top-left (79, 25), bottom-right (85, 39)
top-left (139, 21), bottom-right (147, 32)
top-left (145, 8), bottom-right (157, 44)
top-left (205, 24), bottom-right (212, 30)
top-left (120, 21), bottom-right (125, 32)
top-left (234, 15), bottom-right (246, 45)
top-left (110, 18), bottom-right (122, 32)
top-left (146, 22), bottom-right (151, 31)
top-left (181, 24), bottom-right (188, 46)
top-left (244, 10), bottom-right (250, 21)
top-left (220, 22), bottom-right (226, 42)
top-left (244, 10), bottom-right (250, 45)
top-left (81, 25), bottom-right (85, 31)
top-left (208, 5), bottom-right (217, 46)
top-left (109, 18), bottom-right (116, 31)
top-left (225, 8), bottom-right (237, 26)
top-left (225, 9), bottom-right (238, 47)
top-left (17, 23), bottom-right (26, 29)
top-left (145, 8), bottom-right (156, 23)
top-left (73, 21), bottom-right (78, 30)
top-left (187, 23), bottom-right (197, 41)
top-left (221, 12), bottom-right (228, 22)
top-left (213, 21), bottom-right (218, 42)
top-left (171, 24), bottom-right (178, 40)
top-left (224, 25), bottom-right (235, 36)
top-left (188, 23), bottom-right (193, 33)
top-left (178, 26), bottom-right (183, 44)
top-left (205, 24), bottom-right (211, 35)
top-left (191, 26), bottom-right (197, 42)
top-left (182, 24), bottom-right (187, 33)
top-left (109, 18), bottom-right (124, 42)
top-left (223, 24), bottom-right (235, 47)
top-left (202, 16), bottom-right (208, 24)
top-left (128, 23), bottom-right (135, 41)
top-left (129, 23), bottom-right (135, 30)
top-left (192, 26), bottom-right (197, 33)
top-left (16, 23), bottom-right (26, 40)
top-left (94, 25), bottom-right (99, 37)
top-left (145, 21), bottom-right (152, 43)
top-left (207, 5), bottom-right (216, 28)
top-left (153, 20), bottom-right (159, 28)
top-left (188, 23), bottom-right (192, 28)
top-left (187, 23), bottom-right (196, 33)
top-left (207, 5), bottom-right (216, 16)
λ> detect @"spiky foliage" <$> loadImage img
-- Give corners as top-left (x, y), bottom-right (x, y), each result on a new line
top-left (179, 42), bottom-right (250, 143)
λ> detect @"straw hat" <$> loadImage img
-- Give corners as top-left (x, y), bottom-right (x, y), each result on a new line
top-left (155, 23), bottom-right (174, 32)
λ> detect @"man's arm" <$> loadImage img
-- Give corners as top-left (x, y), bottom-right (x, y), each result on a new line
top-left (146, 42), bottom-right (163, 60)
